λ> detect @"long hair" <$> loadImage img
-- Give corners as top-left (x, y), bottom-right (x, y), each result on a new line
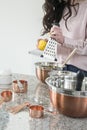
top-left (42, 0), bottom-right (79, 35)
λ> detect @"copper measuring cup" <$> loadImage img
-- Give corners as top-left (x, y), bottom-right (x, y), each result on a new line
top-left (28, 104), bottom-right (57, 118)
top-left (0, 90), bottom-right (12, 105)
top-left (13, 80), bottom-right (28, 93)
top-left (8, 102), bottom-right (44, 118)
top-left (8, 102), bottom-right (56, 118)
top-left (29, 105), bottom-right (44, 118)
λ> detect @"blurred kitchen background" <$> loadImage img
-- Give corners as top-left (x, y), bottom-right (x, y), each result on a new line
top-left (0, 0), bottom-right (45, 75)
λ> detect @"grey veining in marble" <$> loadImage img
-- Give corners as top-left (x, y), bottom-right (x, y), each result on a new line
top-left (0, 109), bottom-right (9, 130)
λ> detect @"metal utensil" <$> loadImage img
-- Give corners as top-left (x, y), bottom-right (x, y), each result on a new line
top-left (0, 90), bottom-right (12, 105)
top-left (8, 101), bottom-right (56, 117)
top-left (13, 80), bottom-right (28, 93)
top-left (35, 62), bottom-right (65, 83)
top-left (29, 105), bottom-right (44, 118)
top-left (46, 76), bottom-right (87, 117)
top-left (42, 23), bottom-right (60, 61)
top-left (8, 103), bottom-right (44, 118)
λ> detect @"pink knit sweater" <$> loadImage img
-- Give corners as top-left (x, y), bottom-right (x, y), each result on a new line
top-left (57, 0), bottom-right (87, 71)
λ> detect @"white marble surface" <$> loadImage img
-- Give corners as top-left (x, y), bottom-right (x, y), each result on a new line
top-left (0, 74), bottom-right (87, 130)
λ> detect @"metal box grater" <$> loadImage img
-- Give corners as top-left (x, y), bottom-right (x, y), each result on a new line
top-left (43, 38), bottom-right (58, 61)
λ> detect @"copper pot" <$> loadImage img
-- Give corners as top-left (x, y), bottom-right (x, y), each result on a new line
top-left (46, 76), bottom-right (87, 118)
top-left (35, 62), bottom-right (64, 83)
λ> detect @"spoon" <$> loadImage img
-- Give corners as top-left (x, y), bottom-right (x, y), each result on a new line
top-left (61, 48), bottom-right (77, 68)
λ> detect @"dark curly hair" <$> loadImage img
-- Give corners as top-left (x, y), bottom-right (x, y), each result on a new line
top-left (42, 0), bottom-right (79, 35)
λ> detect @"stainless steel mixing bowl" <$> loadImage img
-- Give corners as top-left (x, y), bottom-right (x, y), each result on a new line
top-left (35, 62), bottom-right (64, 83)
top-left (45, 73), bottom-right (87, 118)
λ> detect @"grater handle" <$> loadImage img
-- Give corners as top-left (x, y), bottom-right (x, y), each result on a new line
top-left (52, 22), bottom-right (60, 27)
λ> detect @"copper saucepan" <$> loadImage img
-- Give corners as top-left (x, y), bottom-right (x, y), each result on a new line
top-left (46, 73), bottom-right (87, 118)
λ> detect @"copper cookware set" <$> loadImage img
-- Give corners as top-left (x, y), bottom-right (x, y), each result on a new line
top-left (35, 62), bottom-right (87, 118)
top-left (1, 61), bottom-right (87, 118)
top-left (35, 61), bottom-right (87, 118)
top-left (0, 79), bottom-right (28, 106)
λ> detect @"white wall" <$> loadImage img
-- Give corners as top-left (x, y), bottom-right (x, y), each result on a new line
top-left (0, 0), bottom-right (44, 75)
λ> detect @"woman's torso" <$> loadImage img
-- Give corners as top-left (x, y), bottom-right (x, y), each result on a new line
top-left (57, 0), bottom-right (87, 71)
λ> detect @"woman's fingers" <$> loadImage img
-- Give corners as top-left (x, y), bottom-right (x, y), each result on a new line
top-left (50, 26), bottom-right (64, 44)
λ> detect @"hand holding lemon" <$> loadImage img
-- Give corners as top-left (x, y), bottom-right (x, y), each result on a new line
top-left (37, 39), bottom-right (48, 51)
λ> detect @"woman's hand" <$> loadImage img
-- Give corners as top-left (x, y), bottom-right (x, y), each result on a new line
top-left (50, 25), bottom-right (64, 44)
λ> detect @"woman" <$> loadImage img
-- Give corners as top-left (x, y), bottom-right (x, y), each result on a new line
top-left (42, 0), bottom-right (87, 76)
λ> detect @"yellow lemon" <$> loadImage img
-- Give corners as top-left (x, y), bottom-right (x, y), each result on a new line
top-left (37, 39), bottom-right (47, 51)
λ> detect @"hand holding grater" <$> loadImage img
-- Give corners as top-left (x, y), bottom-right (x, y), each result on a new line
top-left (43, 23), bottom-right (60, 61)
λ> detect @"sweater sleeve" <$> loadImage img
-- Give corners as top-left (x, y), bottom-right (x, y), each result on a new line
top-left (63, 36), bottom-right (87, 55)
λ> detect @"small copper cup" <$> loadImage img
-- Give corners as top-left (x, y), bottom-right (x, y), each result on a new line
top-left (1, 90), bottom-right (12, 102)
top-left (29, 105), bottom-right (44, 118)
top-left (13, 80), bottom-right (28, 93)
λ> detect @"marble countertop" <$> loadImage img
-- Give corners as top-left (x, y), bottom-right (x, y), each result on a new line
top-left (0, 74), bottom-right (87, 130)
